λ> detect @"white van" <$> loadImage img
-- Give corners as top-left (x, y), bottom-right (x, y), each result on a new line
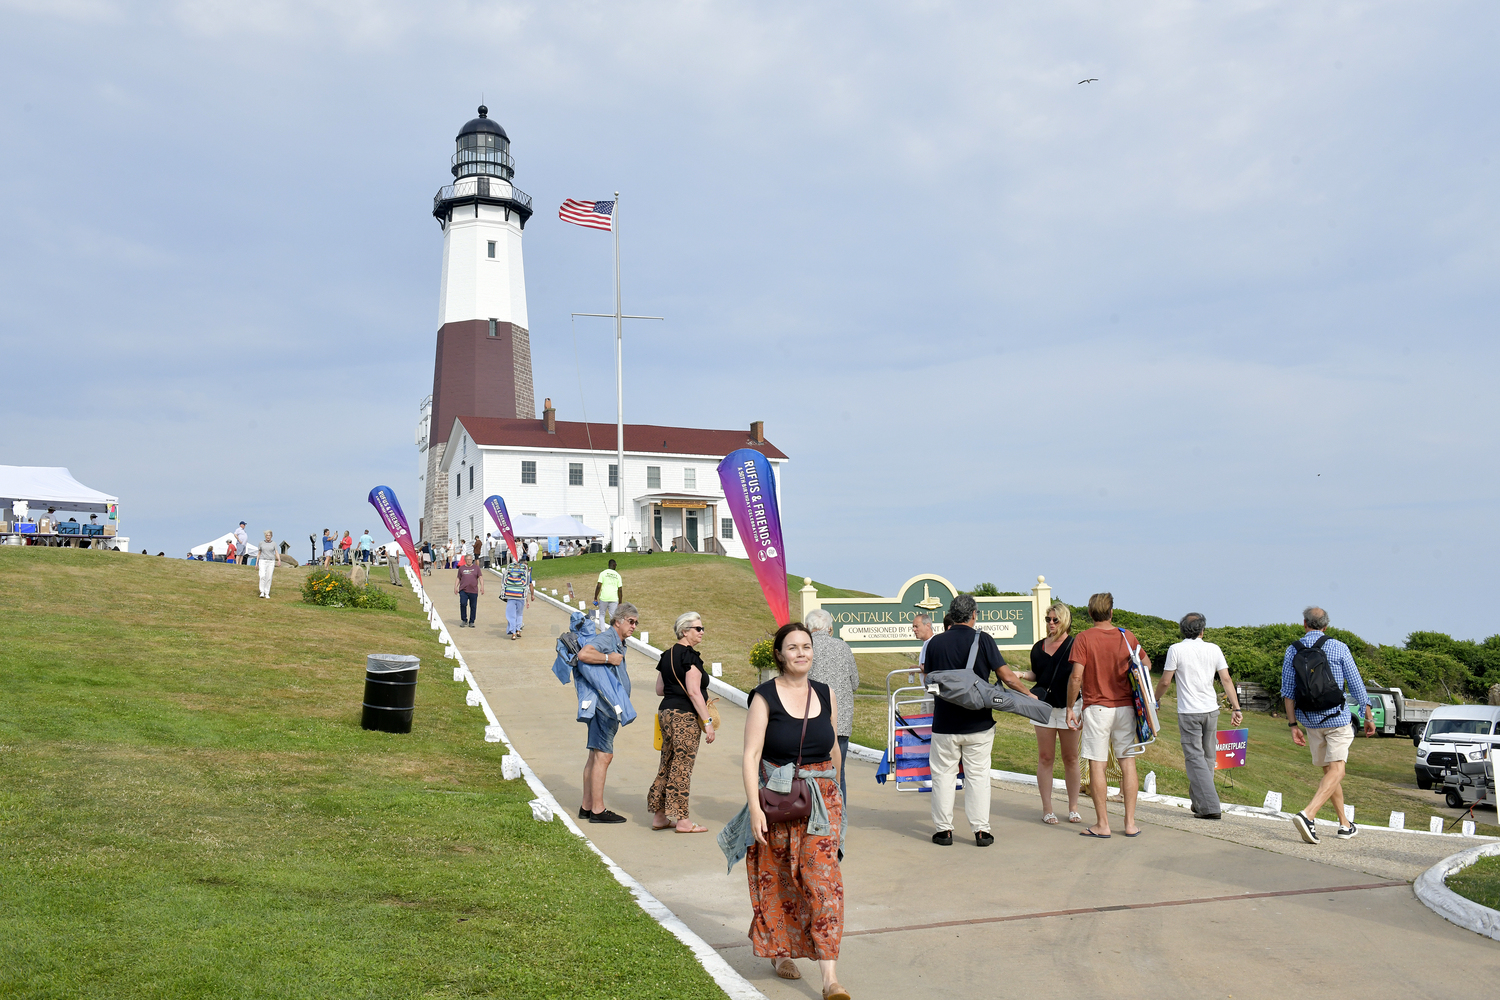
top-left (1414, 704), bottom-right (1500, 789)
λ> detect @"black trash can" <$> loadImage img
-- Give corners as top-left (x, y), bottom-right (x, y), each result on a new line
top-left (361, 654), bottom-right (420, 733)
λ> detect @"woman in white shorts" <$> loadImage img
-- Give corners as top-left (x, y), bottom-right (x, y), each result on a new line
top-left (1018, 600), bottom-right (1083, 824)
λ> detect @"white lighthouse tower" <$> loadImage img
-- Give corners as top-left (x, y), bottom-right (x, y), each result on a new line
top-left (418, 105), bottom-right (535, 543)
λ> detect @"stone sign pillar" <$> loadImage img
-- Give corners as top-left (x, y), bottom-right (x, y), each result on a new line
top-left (799, 577), bottom-right (820, 623)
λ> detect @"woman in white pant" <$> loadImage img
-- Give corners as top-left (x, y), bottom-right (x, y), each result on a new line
top-left (257, 530), bottom-right (278, 598)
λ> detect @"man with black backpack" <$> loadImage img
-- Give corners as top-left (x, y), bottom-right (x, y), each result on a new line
top-left (1282, 606), bottom-right (1375, 844)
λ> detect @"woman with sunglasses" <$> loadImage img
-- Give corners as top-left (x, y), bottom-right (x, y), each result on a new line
top-left (1019, 600), bottom-right (1084, 824)
top-left (648, 612), bottom-right (716, 833)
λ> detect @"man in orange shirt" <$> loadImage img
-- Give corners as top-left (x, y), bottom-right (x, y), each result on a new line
top-left (1065, 592), bottom-right (1149, 839)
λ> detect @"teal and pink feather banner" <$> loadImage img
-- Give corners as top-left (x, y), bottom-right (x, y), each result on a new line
top-left (716, 449), bottom-right (789, 626)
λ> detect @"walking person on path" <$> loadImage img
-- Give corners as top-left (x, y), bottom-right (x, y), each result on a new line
top-left (806, 608), bottom-right (861, 808)
top-left (575, 603), bottom-right (638, 824)
top-left (1066, 592), bottom-right (1147, 839)
top-left (1154, 612), bottom-right (1244, 820)
top-left (256, 531), bottom-right (278, 598)
top-left (420, 540), bottom-right (433, 576)
top-left (1018, 600), bottom-right (1083, 825)
top-left (454, 558), bottom-right (483, 628)
top-left (718, 622), bottom-right (849, 999)
top-left (594, 558), bottom-right (624, 627)
top-left (923, 594), bottom-right (1035, 847)
top-left (1283, 606), bottom-right (1374, 844)
top-left (501, 558), bottom-right (533, 639)
top-left (648, 611), bottom-right (716, 833)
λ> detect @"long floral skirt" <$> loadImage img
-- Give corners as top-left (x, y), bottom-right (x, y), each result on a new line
top-left (646, 709), bottom-right (702, 820)
top-left (745, 775), bottom-right (843, 960)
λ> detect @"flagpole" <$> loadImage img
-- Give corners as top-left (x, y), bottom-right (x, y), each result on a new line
top-left (614, 191), bottom-right (625, 553)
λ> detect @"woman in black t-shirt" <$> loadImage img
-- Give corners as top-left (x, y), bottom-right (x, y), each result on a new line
top-left (740, 622), bottom-right (847, 998)
top-left (1017, 600), bottom-right (1082, 825)
top-left (647, 611), bottom-right (716, 833)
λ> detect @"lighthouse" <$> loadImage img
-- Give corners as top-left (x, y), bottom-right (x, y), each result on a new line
top-left (418, 105), bottom-right (536, 543)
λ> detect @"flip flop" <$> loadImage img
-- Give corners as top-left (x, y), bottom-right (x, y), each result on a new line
top-left (675, 824), bottom-right (710, 834)
top-left (1122, 830), bottom-right (1143, 838)
top-left (1079, 828), bottom-right (1112, 839)
top-left (651, 822), bottom-right (674, 831)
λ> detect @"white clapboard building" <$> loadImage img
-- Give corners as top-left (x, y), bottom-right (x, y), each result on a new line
top-left (439, 401), bottom-right (787, 557)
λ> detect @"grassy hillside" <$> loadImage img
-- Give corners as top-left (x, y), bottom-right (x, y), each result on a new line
top-left (0, 547), bottom-right (726, 999)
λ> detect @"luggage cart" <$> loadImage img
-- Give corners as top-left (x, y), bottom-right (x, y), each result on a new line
top-left (886, 668), bottom-right (963, 793)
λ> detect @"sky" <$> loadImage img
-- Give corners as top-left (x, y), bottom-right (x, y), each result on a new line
top-left (2, 1), bottom-right (1497, 644)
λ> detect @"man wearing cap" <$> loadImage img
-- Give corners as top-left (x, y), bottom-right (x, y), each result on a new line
top-left (235, 522), bottom-right (249, 565)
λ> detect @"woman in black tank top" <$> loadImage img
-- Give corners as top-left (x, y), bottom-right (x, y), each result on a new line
top-left (739, 622), bottom-right (848, 997)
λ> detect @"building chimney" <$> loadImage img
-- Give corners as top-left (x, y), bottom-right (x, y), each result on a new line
top-left (544, 398), bottom-right (556, 434)
top-left (750, 420), bottom-right (764, 444)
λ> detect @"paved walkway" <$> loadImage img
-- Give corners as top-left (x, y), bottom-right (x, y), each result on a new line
top-left (437, 574), bottom-right (1500, 997)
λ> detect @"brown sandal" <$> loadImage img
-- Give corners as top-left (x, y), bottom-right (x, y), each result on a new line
top-left (773, 959), bottom-right (801, 980)
top-left (823, 985), bottom-right (851, 1000)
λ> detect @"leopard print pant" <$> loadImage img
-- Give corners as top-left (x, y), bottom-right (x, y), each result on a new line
top-left (647, 709), bottom-right (702, 821)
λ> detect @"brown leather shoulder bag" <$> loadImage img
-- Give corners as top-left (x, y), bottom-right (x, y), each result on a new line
top-left (758, 682), bottom-right (813, 824)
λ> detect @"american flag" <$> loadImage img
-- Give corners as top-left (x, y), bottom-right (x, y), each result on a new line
top-left (558, 198), bottom-right (615, 231)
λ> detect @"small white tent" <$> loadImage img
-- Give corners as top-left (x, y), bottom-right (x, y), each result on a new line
top-left (190, 532), bottom-right (239, 557)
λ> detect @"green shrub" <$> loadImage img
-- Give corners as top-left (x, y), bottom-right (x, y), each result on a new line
top-left (301, 570), bottom-right (398, 611)
top-left (749, 638), bottom-right (776, 671)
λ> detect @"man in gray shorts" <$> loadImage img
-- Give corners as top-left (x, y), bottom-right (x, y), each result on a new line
top-left (1282, 606), bottom-right (1374, 844)
top-left (575, 602), bottom-right (639, 824)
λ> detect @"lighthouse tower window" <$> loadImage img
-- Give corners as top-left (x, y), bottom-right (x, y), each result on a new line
top-left (488, 318), bottom-right (498, 338)
top-left (487, 241), bottom-right (496, 258)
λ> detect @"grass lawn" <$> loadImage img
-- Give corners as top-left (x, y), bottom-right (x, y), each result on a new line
top-left (1447, 855), bottom-right (1500, 910)
top-left (0, 547), bottom-right (727, 999)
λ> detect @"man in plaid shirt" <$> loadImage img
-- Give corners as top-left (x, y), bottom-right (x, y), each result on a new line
top-left (1281, 606), bottom-right (1375, 844)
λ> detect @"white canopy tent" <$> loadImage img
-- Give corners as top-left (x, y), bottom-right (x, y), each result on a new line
top-left (487, 514), bottom-right (605, 540)
top-left (0, 466), bottom-right (118, 515)
top-left (190, 532), bottom-right (239, 557)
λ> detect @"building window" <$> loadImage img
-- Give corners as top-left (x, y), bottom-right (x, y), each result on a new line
top-left (487, 241), bottom-right (496, 258)
top-left (488, 318), bottom-right (498, 338)
top-left (608, 464), bottom-right (618, 487)
top-left (647, 466), bottom-right (661, 489)
top-left (521, 460), bottom-right (536, 484)
top-left (455, 471), bottom-right (461, 497)
top-left (683, 467), bottom-right (696, 490)
top-left (469, 466), bottom-right (475, 491)
top-left (568, 463), bottom-right (583, 486)
top-left (721, 518), bottom-right (734, 540)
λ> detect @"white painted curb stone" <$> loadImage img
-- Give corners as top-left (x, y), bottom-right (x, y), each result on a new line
top-left (1414, 841), bottom-right (1500, 941)
top-left (465, 690), bottom-right (481, 707)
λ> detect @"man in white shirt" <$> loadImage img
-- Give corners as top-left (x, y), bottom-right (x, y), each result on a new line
top-left (1154, 612), bottom-right (1244, 820)
top-left (235, 522), bottom-right (249, 565)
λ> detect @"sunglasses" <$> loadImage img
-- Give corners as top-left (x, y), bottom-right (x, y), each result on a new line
top-left (625, 618), bottom-right (639, 626)
top-left (1045, 616), bottom-right (1060, 623)
top-left (687, 625), bottom-right (706, 633)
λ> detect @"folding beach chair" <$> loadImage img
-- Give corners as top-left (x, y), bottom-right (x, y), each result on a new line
top-left (1121, 630), bottom-right (1159, 758)
top-left (883, 668), bottom-right (963, 793)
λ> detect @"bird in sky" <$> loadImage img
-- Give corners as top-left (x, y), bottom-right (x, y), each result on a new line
top-left (1078, 78), bottom-right (1098, 84)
